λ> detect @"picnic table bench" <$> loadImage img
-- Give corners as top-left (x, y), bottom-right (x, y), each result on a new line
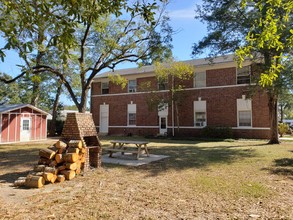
top-left (107, 140), bottom-right (150, 159)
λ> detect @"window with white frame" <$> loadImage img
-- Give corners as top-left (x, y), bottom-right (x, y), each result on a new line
top-left (128, 80), bottom-right (137, 93)
top-left (101, 82), bottom-right (109, 94)
top-left (194, 72), bottom-right (206, 88)
top-left (238, 111), bottom-right (252, 126)
top-left (237, 66), bottom-right (251, 84)
top-left (128, 103), bottom-right (136, 126)
top-left (194, 100), bottom-right (206, 127)
top-left (195, 112), bottom-right (206, 127)
top-left (158, 78), bottom-right (168, 90)
top-left (237, 97), bottom-right (252, 127)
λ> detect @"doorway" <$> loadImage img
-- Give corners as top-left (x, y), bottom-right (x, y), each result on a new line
top-left (159, 116), bottom-right (167, 135)
top-left (20, 118), bottom-right (31, 141)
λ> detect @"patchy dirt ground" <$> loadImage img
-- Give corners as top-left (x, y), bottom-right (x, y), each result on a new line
top-left (0, 139), bottom-right (292, 219)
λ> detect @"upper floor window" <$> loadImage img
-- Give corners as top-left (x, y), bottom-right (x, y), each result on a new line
top-left (128, 80), bottom-right (137, 93)
top-left (158, 79), bottom-right (168, 90)
top-left (237, 66), bottom-right (251, 84)
top-left (194, 72), bottom-right (206, 88)
top-left (101, 82), bottom-right (109, 94)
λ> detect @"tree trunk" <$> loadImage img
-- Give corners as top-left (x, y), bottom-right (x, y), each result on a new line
top-left (30, 80), bottom-right (40, 106)
top-left (49, 83), bottom-right (62, 136)
top-left (268, 93), bottom-right (280, 144)
top-left (78, 86), bottom-right (89, 113)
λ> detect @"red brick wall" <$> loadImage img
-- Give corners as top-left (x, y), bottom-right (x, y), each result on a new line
top-left (90, 65), bottom-right (271, 139)
top-left (206, 67), bottom-right (236, 87)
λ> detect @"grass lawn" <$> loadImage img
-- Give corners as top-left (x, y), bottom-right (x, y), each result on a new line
top-left (0, 138), bottom-right (292, 219)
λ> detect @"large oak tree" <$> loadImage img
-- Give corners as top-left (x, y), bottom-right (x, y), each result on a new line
top-left (0, 0), bottom-right (170, 112)
top-left (193, 0), bottom-right (293, 144)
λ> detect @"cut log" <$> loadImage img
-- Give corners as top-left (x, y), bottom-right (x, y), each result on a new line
top-left (50, 174), bottom-right (57, 184)
top-left (55, 154), bottom-right (63, 164)
top-left (68, 140), bottom-right (83, 149)
top-left (47, 145), bottom-right (58, 153)
top-left (43, 172), bottom-right (54, 182)
top-left (14, 177), bottom-right (27, 187)
top-left (25, 176), bottom-right (45, 188)
top-left (80, 148), bottom-right (86, 154)
top-left (65, 162), bottom-right (78, 170)
top-left (67, 147), bottom-right (80, 154)
top-left (38, 157), bottom-right (51, 165)
top-left (79, 156), bottom-right (86, 163)
top-left (58, 147), bottom-right (67, 154)
top-left (56, 175), bottom-right (65, 183)
top-left (49, 160), bottom-right (57, 167)
top-left (60, 170), bottom-right (76, 180)
top-left (29, 171), bottom-right (43, 176)
top-left (55, 140), bottom-right (67, 149)
top-left (63, 153), bottom-right (78, 163)
top-left (57, 165), bottom-right (66, 172)
top-left (33, 164), bottom-right (46, 172)
top-left (44, 167), bottom-right (58, 175)
top-left (75, 168), bottom-right (81, 175)
top-left (39, 148), bottom-right (56, 160)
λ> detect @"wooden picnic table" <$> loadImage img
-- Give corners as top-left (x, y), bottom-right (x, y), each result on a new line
top-left (107, 140), bottom-right (150, 159)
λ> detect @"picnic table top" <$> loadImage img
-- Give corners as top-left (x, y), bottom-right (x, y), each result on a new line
top-left (110, 140), bottom-right (149, 145)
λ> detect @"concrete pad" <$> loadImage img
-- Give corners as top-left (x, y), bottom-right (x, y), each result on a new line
top-left (102, 153), bottom-right (169, 166)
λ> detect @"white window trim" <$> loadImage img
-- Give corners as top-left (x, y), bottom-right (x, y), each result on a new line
top-left (194, 100), bottom-right (207, 127)
top-left (194, 112), bottom-right (207, 127)
top-left (237, 97), bottom-right (252, 127)
top-left (238, 110), bottom-right (252, 127)
top-left (193, 71), bottom-right (206, 88)
top-left (127, 112), bottom-right (136, 126)
top-left (101, 82), bottom-right (109, 95)
top-left (128, 80), bottom-right (137, 93)
top-left (127, 103), bottom-right (137, 126)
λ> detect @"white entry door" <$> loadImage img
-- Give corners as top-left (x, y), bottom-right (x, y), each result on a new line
top-left (159, 116), bottom-right (167, 135)
top-left (100, 105), bottom-right (109, 134)
top-left (20, 118), bottom-right (31, 141)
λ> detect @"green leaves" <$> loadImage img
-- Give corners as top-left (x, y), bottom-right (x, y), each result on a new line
top-left (236, 0), bottom-right (293, 87)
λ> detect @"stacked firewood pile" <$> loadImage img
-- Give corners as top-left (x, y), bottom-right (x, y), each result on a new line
top-left (14, 140), bottom-right (86, 188)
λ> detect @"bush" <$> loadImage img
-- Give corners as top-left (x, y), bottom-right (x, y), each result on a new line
top-left (278, 123), bottom-right (289, 137)
top-left (201, 126), bottom-right (233, 139)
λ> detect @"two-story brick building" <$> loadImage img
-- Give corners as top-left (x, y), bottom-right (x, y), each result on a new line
top-left (91, 55), bottom-right (270, 139)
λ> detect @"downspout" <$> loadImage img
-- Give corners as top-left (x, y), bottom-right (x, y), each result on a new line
top-left (172, 75), bottom-right (175, 137)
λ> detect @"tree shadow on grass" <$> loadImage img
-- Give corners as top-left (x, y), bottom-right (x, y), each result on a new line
top-left (264, 158), bottom-right (293, 180)
top-left (115, 144), bottom-right (257, 177)
top-left (0, 148), bottom-right (41, 183)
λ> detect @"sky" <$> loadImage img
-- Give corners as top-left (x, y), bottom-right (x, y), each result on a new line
top-left (0, 0), bottom-right (207, 105)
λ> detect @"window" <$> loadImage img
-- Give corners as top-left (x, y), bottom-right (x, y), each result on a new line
top-left (195, 112), bottom-right (206, 127)
top-left (239, 111), bottom-right (252, 126)
top-left (237, 97), bottom-right (252, 127)
top-left (194, 72), bottom-right (206, 88)
top-left (128, 103), bottom-right (136, 126)
top-left (101, 82), bottom-right (109, 94)
top-left (128, 80), bottom-right (137, 93)
top-left (128, 113), bottom-right (136, 125)
top-left (22, 119), bottom-right (30, 130)
top-left (237, 66), bottom-right (251, 84)
top-left (158, 78), bottom-right (168, 90)
top-left (194, 100), bottom-right (207, 127)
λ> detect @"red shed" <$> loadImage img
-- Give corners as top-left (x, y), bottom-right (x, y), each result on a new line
top-left (0, 104), bottom-right (48, 144)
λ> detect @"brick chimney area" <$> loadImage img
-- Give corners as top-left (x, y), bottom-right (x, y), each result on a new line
top-left (61, 113), bottom-right (102, 172)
